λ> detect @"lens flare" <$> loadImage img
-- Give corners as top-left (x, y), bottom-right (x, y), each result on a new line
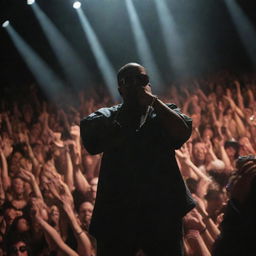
top-left (27, 0), bottom-right (35, 5)
top-left (2, 20), bottom-right (10, 28)
top-left (73, 1), bottom-right (81, 9)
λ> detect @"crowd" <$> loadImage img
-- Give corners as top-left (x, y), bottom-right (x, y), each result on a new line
top-left (0, 71), bottom-right (256, 256)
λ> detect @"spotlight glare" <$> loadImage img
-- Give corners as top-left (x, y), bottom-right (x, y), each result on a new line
top-left (73, 1), bottom-right (81, 9)
top-left (2, 20), bottom-right (9, 28)
top-left (27, 0), bottom-right (35, 5)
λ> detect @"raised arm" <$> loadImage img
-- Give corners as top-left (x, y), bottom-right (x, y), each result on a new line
top-left (151, 100), bottom-right (192, 148)
top-left (19, 168), bottom-right (43, 199)
top-left (35, 215), bottom-right (79, 256)
top-left (215, 137), bottom-right (232, 172)
top-left (178, 145), bottom-right (211, 182)
top-left (64, 145), bottom-right (74, 192)
top-left (136, 86), bottom-right (192, 148)
top-left (24, 133), bottom-right (41, 181)
top-left (69, 143), bottom-right (91, 196)
top-left (234, 80), bottom-right (244, 111)
top-left (2, 112), bottom-right (13, 138)
top-left (48, 179), bottom-right (93, 256)
top-left (0, 171), bottom-right (5, 206)
top-left (0, 142), bottom-right (10, 191)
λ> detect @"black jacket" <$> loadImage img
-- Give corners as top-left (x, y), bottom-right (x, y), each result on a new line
top-left (80, 103), bottom-right (196, 239)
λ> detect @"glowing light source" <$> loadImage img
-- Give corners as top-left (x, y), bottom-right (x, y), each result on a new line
top-left (27, 0), bottom-right (35, 5)
top-left (2, 20), bottom-right (9, 28)
top-left (73, 1), bottom-right (81, 9)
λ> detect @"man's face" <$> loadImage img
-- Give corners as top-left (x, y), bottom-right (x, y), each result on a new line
top-left (225, 146), bottom-right (236, 158)
top-left (78, 202), bottom-right (94, 226)
top-left (118, 66), bottom-right (151, 105)
top-left (10, 152), bottom-right (23, 171)
top-left (193, 142), bottom-right (207, 162)
top-left (10, 241), bottom-right (28, 256)
top-left (50, 205), bottom-right (60, 224)
top-left (17, 218), bottom-right (30, 232)
top-left (202, 128), bottom-right (213, 141)
top-left (207, 195), bottom-right (224, 211)
top-left (12, 178), bottom-right (24, 195)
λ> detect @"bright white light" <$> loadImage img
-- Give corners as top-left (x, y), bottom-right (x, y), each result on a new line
top-left (73, 1), bottom-right (81, 9)
top-left (2, 20), bottom-right (9, 28)
top-left (27, 0), bottom-right (35, 5)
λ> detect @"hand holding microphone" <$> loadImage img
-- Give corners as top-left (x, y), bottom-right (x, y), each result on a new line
top-left (135, 85), bottom-right (158, 130)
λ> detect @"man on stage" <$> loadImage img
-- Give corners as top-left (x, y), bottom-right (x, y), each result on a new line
top-left (80, 63), bottom-right (195, 256)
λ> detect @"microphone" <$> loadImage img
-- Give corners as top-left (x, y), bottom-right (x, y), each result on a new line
top-left (136, 95), bottom-right (158, 132)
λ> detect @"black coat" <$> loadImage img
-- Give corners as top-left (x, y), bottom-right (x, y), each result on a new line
top-left (80, 103), bottom-right (196, 239)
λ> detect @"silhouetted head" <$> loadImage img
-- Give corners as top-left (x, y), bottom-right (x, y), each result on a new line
top-left (117, 63), bottom-right (151, 106)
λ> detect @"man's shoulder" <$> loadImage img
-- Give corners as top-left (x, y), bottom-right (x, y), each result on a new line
top-left (166, 103), bottom-right (178, 109)
top-left (84, 104), bottom-right (121, 120)
top-left (166, 103), bottom-right (191, 119)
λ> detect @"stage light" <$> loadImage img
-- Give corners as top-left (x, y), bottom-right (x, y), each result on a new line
top-left (73, 1), bottom-right (81, 9)
top-left (32, 3), bottom-right (90, 90)
top-left (27, 0), bottom-right (35, 5)
top-left (76, 8), bottom-right (119, 100)
top-left (125, 0), bottom-right (163, 92)
top-left (2, 20), bottom-right (9, 28)
top-left (5, 25), bottom-right (65, 101)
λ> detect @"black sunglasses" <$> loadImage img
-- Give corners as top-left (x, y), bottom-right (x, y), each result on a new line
top-left (120, 74), bottom-right (149, 88)
top-left (11, 245), bottom-right (28, 253)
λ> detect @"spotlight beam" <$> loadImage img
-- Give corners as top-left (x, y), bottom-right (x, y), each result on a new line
top-left (125, 0), bottom-right (163, 92)
top-left (31, 3), bottom-right (90, 90)
top-left (154, 0), bottom-right (187, 75)
top-left (76, 8), bottom-right (119, 101)
top-left (5, 25), bottom-right (65, 100)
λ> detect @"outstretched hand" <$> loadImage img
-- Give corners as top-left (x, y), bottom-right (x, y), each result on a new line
top-left (47, 178), bottom-right (74, 209)
top-left (30, 197), bottom-right (48, 221)
top-left (19, 168), bottom-right (35, 183)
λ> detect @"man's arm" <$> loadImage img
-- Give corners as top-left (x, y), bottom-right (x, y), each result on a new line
top-left (80, 108), bottom-right (128, 155)
top-left (153, 100), bottom-right (192, 148)
top-left (137, 86), bottom-right (192, 149)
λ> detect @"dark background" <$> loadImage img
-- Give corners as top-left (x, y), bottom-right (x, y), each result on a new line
top-left (1, 0), bottom-right (256, 92)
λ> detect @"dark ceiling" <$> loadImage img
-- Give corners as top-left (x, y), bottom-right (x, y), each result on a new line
top-left (1, 0), bottom-right (256, 90)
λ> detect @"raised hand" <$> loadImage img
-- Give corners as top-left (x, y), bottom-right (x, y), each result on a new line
top-left (47, 178), bottom-right (74, 209)
top-left (69, 143), bottom-right (80, 166)
top-left (30, 197), bottom-right (48, 221)
top-left (136, 86), bottom-right (155, 108)
top-left (19, 168), bottom-right (35, 183)
top-left (184, 209), bottom-right (206, 231)
top-left (217, 101), bottom-right (224, 113)
top-left (180, 144), bottom-right (192, 165)
top-left (70, 125), bottom-right (80, 138)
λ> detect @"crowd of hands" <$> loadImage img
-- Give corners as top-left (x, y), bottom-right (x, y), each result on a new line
top-left (0, 71), bottom-right (256, 256)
